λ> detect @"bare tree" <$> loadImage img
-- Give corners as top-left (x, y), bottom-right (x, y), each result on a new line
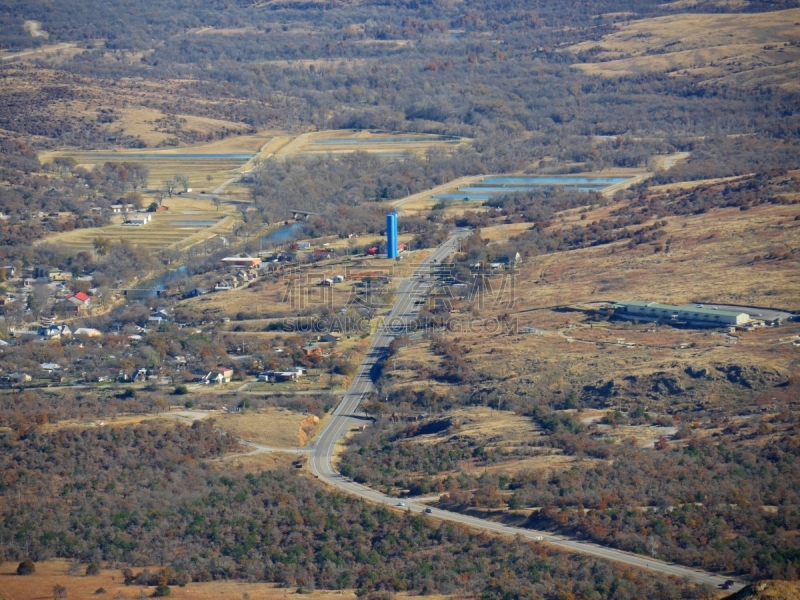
top-left (175, 173), bottom-right (190, 193)
top-left (126, 163), bottom-right (150, 191)
top-left (155, 188), bottom-right (166, 206)
top-left (212, 196), bottom-right (222, 211)
top-left (30, 284), bottom-right (54, 317)
top-left (163, 179), bottom-right (176, 198)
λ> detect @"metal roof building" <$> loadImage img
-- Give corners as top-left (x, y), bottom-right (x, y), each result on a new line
top-left (614, 301), bottom-right (750, 326)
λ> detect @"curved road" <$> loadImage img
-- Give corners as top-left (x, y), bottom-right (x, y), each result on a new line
top-left (307, 229), bottom-right (742, 592)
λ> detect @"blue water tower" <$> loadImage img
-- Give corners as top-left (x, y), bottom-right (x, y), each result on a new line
top-left (386, 212), bottom-right (398, 258)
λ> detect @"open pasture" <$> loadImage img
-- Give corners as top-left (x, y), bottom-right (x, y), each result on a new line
top-left (569, 8), bottom-right (800, 90)
top-left (286, 129), bottom-right (470, 157)
top-left (44, 210), bottom-right (232, 251)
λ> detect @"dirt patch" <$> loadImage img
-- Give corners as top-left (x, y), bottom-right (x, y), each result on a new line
top-left (212, 408), bottom-right (313, 447)
top-left (211, 451), bottom-right (301, 473)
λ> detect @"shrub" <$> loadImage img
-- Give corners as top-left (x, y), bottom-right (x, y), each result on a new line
top-left (152, 584), bottom-right (171, 597)
top-left (86, 563), bottom-right (100, 576)
top-left (183, 400), bottom-right (194, 409)
top-left (17, 559), bottom-right (36, 575)
top-left (173, 385), bottom-right (188, 395)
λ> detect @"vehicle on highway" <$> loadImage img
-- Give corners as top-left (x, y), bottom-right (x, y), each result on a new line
top-left (397, 501), bottom-right (405, 506)
top-left (424, 507), bottom-right (432, 513)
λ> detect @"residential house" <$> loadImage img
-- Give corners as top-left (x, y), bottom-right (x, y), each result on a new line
top-left (312, 249), bottom-right (333, 260)
top-left (332, 275), bottom-right (345, 283)
top-left (184, 287), bottom-right (210, 298)
top-left (1, 372), bottom-right (31, 384)
top-left (40, 324), bottom-right (71, 339)
top-left (153, 308), bottom-right (171, 320)
top-left (40, 362), bottom-right (61, 373)
top-left (33, 265), bottom-right (59, 280)
top-left (66, 291), bottom-right (91, 307)
top-left (215, 367), bottom-right (234, 384)
top-left (301, 345), bottom-right (323, 357)
top-left (133, 368), bottom-right (148, 382)
top-left (319, 333), bottom-right (342, 343)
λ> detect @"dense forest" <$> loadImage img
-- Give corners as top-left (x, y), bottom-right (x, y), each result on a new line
top-left (0, 421), bottom-right (704, 599)
top-left (340, 405), bottom-right (800, 580)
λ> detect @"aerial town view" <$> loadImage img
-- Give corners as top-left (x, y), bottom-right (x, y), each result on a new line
top-left (0, 1), bottom-right (799, 599)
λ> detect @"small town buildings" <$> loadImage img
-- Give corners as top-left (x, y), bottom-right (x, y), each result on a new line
top-left (319, 333), bottom-right (342, 343)
top-left (332, 275), bottom-right (345, 283)
top-left (297, 241), bottom-right (312, 250)
top-left (40, 362), bottom-right (61, 373)
top-left (301, 345), bottom-right (323, 356)
top-left (133, 368), bottom-right (148, 382)
top-left (312, 249), bottom-right (333, 260)
top-left (613, 301), bottom-right (750, 327)
top-left (111, 204), bottom-right (136, 213)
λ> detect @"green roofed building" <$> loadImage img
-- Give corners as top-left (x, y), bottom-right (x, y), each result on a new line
top-left (613, 301), bottom-right (750, 326)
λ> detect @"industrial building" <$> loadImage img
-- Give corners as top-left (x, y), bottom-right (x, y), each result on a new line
top-left (386, 212), bottom-right (398, 259)
top-left (613, 301), bottom-right (750, 326)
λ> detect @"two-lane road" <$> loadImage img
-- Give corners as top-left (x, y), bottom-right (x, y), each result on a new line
top-left (310, 230), bottom-right (468, 479)
top-left (308, 230), bottom-right (742, 593)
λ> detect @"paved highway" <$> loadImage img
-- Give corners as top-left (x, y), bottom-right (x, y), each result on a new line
top-left (308, 230), bottom-right (742, 593)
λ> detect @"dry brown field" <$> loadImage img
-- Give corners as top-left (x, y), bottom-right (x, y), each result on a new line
top-left (569, 9), bottom-right (800, 90)
top-left (212, 409), bottom-right (321, 448)
top-left (384, 198), bottom-right (799, 420)
top-left (0, 559), bottom-right (364, 600)
top-left (278, 129), bottom-right (470, 159)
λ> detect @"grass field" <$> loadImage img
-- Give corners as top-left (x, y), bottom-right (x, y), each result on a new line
top-left (212, 408), bottom-right (320, 447)
top-left (282, 129), bottom-right (470, 158)
top-left (569, 8), bottom-right (800, 90)
top-left (43, 207), bottom-right (233, 250)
